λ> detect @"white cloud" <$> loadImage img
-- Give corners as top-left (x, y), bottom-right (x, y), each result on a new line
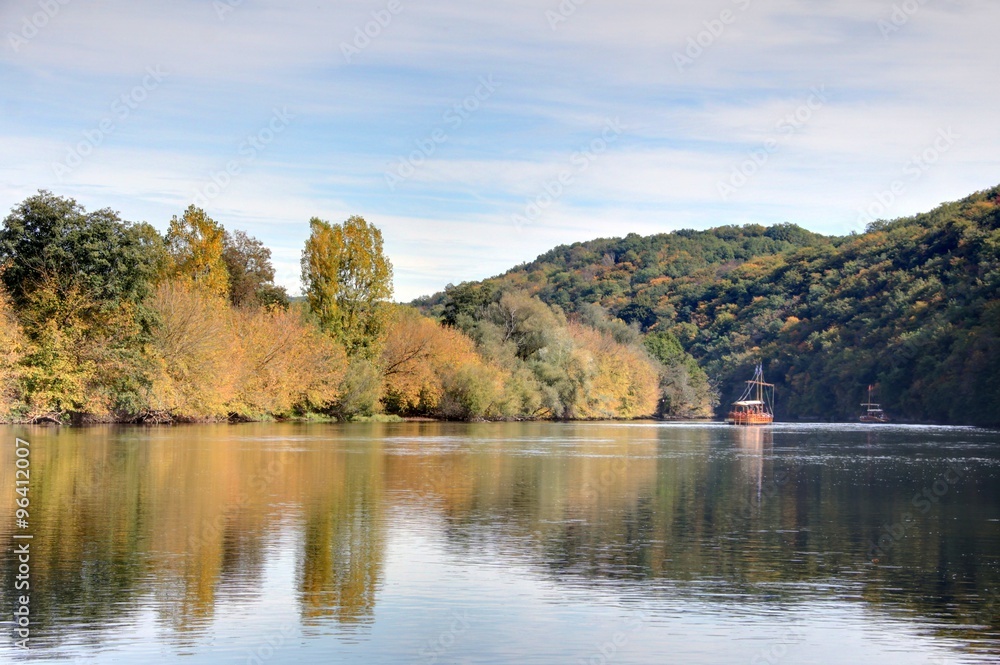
top-left (1, 0), bottom-right (998, 300)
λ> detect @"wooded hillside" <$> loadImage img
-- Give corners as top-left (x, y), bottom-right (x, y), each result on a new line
top-left (418, 186), bottom-right (1000, 426)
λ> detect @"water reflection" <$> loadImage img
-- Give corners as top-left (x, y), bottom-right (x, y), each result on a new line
top-left (297, 438), bottom-right (384, 627)
top-left (1, 422), bottom-right (998, 662)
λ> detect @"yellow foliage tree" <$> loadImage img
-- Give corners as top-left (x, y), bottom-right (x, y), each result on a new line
top-left (566, 324), bottom-right (660, 419)
top-left (166, 206), bottom-right (230, 298)
top-left (148, 281), bottom-right (349, 420)
top-left (13, 273), bottom-right (148, 419)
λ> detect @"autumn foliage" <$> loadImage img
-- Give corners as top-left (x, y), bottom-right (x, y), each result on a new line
top-left (0, 191), bottom-right (708, 423)
top-left (0, 194), bottom-right (353, 423)
top-left (380, 305), bottom-right (510, 419)
top-left (301, 216), bottom-right (393, 359)
top-left (144, 281), bottom-right (348, 421)
top-left (564, 323), bottom-right (660, 419)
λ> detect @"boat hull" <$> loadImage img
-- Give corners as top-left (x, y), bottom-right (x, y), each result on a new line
top-left (727, 412), bottom-right (774, 426)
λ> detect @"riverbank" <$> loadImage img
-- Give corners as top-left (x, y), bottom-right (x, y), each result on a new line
top-left (2, 411), bottom-right (719, 427)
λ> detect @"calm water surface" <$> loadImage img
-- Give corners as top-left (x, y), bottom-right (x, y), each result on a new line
top-left (1, 422), bottom-right (999, 664)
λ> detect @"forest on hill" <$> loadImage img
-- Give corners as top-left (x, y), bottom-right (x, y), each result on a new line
top-left (418, 186), bottom-right (1000, 427)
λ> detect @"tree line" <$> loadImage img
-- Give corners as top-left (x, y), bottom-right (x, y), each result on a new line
top-left (0, 191), bottom-right (703, 423)
top-left (9, 185), bottom-right (995, 426)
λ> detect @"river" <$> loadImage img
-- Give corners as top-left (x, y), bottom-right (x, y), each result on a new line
top-left (1, 421), bottom-right (998, 663)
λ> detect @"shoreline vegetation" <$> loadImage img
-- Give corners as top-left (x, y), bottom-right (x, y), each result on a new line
top-left (0, 192), bottom-right (713, 426)
top-left (1, 186), bottom-right (997, 427)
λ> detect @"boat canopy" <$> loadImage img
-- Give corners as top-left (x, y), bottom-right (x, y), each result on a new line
top-left (733, 400), bottom-right (765, 407)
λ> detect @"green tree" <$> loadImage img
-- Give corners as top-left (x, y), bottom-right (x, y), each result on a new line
top-left (332, 357), bottom-right (383, 419)
top-left (644, 330), bottom-right (716, 418)
top-left (166, 205), bottom-right (229, 297)
top-left (222, 229), bottom-right (288, 308)
top-left (0, 191), bottom-right (161, 310)
top-left (617, 303), bottom-right (657, 331)
top-left (0, 191), bottom-right (164, 417)
top-left (441, 281), bottom-right (496, 330)
top-left (484, 291), bottom-right (564, 360)
top-left (301, 215), bottom-right (394, 358)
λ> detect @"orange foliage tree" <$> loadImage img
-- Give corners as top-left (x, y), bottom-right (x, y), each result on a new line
top-left (229, 304), bottom-right (347, 418)
top-left (0, 288), bottom-right (24, 415)
top-left (380, 306), bottom-right (507, 418)
top-left (147, 280), bottom-right (236, 418)
top-left (148, 281), bottom-right (348, 420)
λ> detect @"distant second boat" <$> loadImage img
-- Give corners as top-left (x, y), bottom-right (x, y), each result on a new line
top-left (860, 385), bottom-right (890, 423)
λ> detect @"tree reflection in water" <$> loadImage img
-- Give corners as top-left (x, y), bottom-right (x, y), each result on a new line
top-left (0, 421), bottom-right (998, 661)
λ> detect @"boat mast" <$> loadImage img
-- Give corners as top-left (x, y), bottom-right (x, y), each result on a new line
top-left (862, 385), bottom-right (878, 411)
top-left (745, 364), bottom-right (775, 411)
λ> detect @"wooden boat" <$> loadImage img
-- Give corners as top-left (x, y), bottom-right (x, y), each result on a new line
top-left (726, 364), bottom-right (774, 426)
top-left (860, 385), bottom-right (889, 423)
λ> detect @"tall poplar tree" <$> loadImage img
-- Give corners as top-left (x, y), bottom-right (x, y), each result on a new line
top-left (301, 215), bottom-right (393, 358)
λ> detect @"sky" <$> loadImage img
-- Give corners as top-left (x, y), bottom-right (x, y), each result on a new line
top-left (1, 0), bottom-right (997, 301)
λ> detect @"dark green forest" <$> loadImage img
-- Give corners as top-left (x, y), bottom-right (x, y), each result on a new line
top-left (418, 185), bottom-right (1000, 427)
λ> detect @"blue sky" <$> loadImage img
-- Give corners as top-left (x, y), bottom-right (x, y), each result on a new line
top-left (1, 0), bottom-right (997, 301)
